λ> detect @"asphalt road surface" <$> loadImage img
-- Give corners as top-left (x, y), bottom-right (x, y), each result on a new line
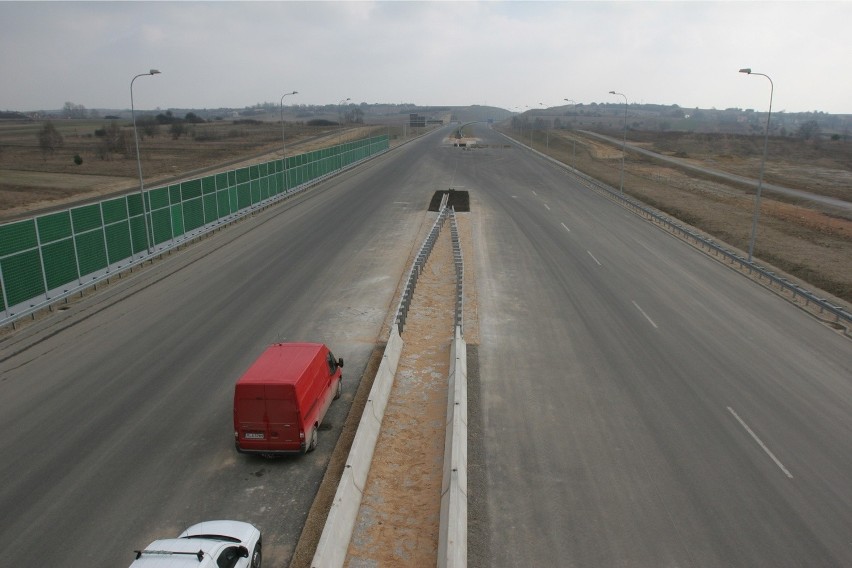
top-left (2, 122), bottom-right (850, 568)
top-left (463, 123), bottom-right (852, 566)
top-left (0, 126), bottom-right (455, 566)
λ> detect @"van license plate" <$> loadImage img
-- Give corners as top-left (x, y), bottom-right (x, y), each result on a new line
top-left (245, 432), bottom-right (265, 439)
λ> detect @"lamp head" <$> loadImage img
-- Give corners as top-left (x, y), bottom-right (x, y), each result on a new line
top-left (739, 68), bottom-right (752, 74)
top-left (292, 90), bottom-right (298, 94)
top-left (149, 69), bottom-right (161, 75)
top-left (609, 90), bottom-right (616, 94)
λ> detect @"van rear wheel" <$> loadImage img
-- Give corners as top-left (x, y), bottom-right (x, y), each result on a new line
top-left (307, 427), bottom-right (318, 452)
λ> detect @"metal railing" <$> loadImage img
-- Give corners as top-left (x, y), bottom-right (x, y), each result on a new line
top-left (449, 208), bottom-right (464, 332)
top-left (395, 195), bottom-right (450, 333)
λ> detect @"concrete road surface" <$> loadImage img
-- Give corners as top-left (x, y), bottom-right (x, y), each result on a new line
top-left (2, 121), bottom-right (850, 568)
top-left (0, 126), bottom-right (454, 566)
top-left (463, 123), bottom-right (852, 566)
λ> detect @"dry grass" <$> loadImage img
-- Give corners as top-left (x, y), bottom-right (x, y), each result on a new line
top-left (0, 119), bottom-right (391, 221)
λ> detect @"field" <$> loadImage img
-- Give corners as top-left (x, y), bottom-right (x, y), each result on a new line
top-left (2, 115), bottom-right (850, 309)
top-left (495, 125), bottom-right (852, 308)
top-left (0, 117), bottom-right (396, 221)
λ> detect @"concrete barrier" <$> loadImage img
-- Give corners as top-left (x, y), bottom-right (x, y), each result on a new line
top-left (438, 325), bottom-right (468, 568)
top-left (311, 327), bottom-right (404, 568)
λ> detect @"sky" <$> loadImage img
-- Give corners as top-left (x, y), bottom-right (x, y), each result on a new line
top-left (1, 1), bottom-right (850, 115)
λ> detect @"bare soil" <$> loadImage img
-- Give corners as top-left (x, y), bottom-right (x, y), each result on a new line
top-left (345, 224), bottom-right (455, 565)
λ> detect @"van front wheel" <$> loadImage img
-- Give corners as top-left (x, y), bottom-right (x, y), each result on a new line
top-left (334, 379), bottom-right (342, 400)
top-left (307, 427), bottom-right (318, 452)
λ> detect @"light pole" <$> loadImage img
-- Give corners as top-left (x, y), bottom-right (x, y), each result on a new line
top-left (131, 69), bottom-right (161, 254)
top-left (564, 98), bottom-right (577, 170)
top-left (739, 68), bottom-right (774, 263)
top-left (609, 90), bottom-right (627, 193)
top-left (280, 90), bottom-right (298, 190)
top-left (525, 105), bottom-right (533, 146)
top-left (539, 103), bottom-right (549, 148)
top-left (338, 98), bottom-right (350, 169)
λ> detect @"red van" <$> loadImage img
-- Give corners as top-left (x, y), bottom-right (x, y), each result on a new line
top-left (233, 342), bottom-right (343, 455)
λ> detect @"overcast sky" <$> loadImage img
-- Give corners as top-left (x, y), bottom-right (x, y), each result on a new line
top-left (1, 1), bottom-right (850, 115)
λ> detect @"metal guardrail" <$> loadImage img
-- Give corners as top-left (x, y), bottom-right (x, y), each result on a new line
top-left (395, 195), bottom-right (450, 333)
top-left (500, 130), bottom-right (852, 330)
top-left (449, 208), bottom-right (464, 332)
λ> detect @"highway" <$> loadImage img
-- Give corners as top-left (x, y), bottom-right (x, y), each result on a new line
top-left (464, 123), bottom-right (852, 566)
top-left (0, 126), bottom-right (455, 566)
top-left (1, 121), bottom-right (851, 567)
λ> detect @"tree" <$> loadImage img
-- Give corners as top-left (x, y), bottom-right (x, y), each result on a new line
top-left (97, 121), bottom-right (127, 160)
top-left (342, 106), bottom-right (364, 124)
top-left (62, 101), bottom-right (87, 119)
top-left (156, 110), bottom-right (177, 124)
top-left (170, 122), bottom-right (185, 139)
top-left (137, 116), bottom-right (160, 138)
top-left (184, 112), bottom-right (205, 124)
top-left (38, 121), bottom-right (64, 159)
top-left (797, 120), bottom-right (821, 141)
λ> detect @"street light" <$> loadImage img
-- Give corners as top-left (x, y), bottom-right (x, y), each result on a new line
top-left (525, 105), bottom-right (533, 146)
top-left (539, 103), bottom-right (549, 148)
top-left (338, 98), bottom-right (350, 169)
top-left (280, 90), bottom-right (298, 190)
top-left (609, 90), bottom-right (627, 193)
top-left (739, 68), bottom-right (774, 262)
top-left (131, 69), bottom-right (161, 254)
top-left (564, 98), bottom-right (577, 170)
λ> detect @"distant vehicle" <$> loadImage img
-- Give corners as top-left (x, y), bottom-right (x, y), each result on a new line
top-left (234, 342), bottom-right (343, 455)
top-left (129, 520), bottom-right (261, 568)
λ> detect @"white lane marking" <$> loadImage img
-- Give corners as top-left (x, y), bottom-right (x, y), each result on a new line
top-left (561, 222), bottom-right (571, 232)
top-left (727, 406), bottom-right (794, 479)
top-left (532, 190), bottom-right (538, 196)
top-left (544, 203), bottom-right (551, 211)
top-left (587, 250), bottom-right (602, 266)
top-left (632, 300), bottom-right (658, 329)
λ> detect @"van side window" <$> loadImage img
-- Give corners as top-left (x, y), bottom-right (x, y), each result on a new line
top-left (327, 352), bottom-right (337, 374)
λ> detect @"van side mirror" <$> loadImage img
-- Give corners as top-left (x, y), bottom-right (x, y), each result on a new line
top-left (338, 358), bottom-right (344, 368)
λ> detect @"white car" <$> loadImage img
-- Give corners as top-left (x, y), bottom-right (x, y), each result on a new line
top-left (130, 520), bottom-right (261, 568)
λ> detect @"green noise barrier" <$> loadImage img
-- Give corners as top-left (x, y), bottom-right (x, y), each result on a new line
top-left (0, 135), bottom-right (388, 322)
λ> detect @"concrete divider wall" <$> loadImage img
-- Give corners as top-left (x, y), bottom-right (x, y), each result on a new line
top-left (438, 325), bottom-right (468, 568)
top-left (311, 327), bottom-right (404, 568)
